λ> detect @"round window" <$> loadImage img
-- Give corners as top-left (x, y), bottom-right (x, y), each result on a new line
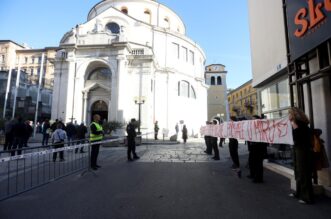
top-left (106, 22), bottom-right (120, 34)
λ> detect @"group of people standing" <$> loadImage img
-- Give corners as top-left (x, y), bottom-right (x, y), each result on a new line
top-left (204, 107), bottom-right (327, 205)
top-left (154, 121), bottom-right (188, 143)
top-left (3, 117), bottom-right (33, 156)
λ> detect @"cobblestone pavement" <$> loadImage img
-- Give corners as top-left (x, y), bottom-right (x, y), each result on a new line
top-left (137, 138), bottom-right (248, 163)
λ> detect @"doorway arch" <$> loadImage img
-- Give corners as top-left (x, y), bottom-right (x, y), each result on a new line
top-left (91, 100), bottom-right (108, 122)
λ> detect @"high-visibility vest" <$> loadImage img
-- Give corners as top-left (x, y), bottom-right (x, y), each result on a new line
top-left (90, 122), bottom-right (103, 142)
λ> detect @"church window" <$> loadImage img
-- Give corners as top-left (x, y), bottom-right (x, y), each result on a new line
top-left (88, 68), bottom-right (112, 81)
top-left (121, 7), bottom-right (128, 14)
top-left (190, 86), bottom-right (196, 99)
top-left (106, 22), bottom-right (120, 34)
top-left (189, 50), bottom-right (194, 65)
top-left (217, 76), bottom-right (222, 85)
top-left (211, 77), bottom-right (215, 85)
top-left (178, 81), bottom-right (189, 98)
top-left (181, 46), bottom-right (188, 62)
top-left (172, 43), bottom-right (180, 59)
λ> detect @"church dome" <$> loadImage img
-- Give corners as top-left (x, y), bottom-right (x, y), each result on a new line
top-left (87, 0), bottom-right (186, 34)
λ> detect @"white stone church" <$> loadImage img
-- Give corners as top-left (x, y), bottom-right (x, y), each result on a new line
top-left (51, 0), bottom-right (208, 136)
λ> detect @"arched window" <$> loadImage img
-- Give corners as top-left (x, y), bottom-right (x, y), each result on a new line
top-left (211, 77), bottom-right (215, 85)
top-left (217, 76), bottom-right (222, 85)
top-left (144, 10), bottom-right (152, 24)
top-left (121, 7), bottom-right (128, 14)
top-left (92, 100), bottom-right (108, 111)
top-left (190, 86), bottom-right (196, 99)
top-left (106, 22), bottom-right (120, 34)
top-left (178, 81), bottom-right (189, 98)
top-left (88, 68), bottom-right (112, 81)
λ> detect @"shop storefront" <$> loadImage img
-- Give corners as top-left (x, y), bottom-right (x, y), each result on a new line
top-left (284, 0), bottom-right (331, 185)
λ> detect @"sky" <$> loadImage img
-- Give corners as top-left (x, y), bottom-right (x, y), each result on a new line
top-left (0, 0), bottom-right (252, 89)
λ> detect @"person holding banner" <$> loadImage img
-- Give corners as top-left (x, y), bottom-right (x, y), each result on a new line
top-left (210, 120), bottom-right (220, 160)
top-left (247, 115), bottom-right (268, 183)
top-left (204, 121), bottom-right (212, 155)
top-left (288, 107), bottom-right (314, 204)
top-left (229, 117), bottom-right (240, 172)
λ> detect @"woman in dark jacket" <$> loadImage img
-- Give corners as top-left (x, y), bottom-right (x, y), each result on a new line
top-left (289, 107), bottom-right (314, 204)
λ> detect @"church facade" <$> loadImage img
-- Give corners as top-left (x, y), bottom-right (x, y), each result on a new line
top-left (51, 0), bottom-right (207, 136)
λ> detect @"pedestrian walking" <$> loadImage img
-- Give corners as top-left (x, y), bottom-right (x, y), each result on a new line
top-left (154, 121), bottom-right (159, 140)
top-left (288, 107), bottom-right (314, 204)
top-left (182, 124), bottom-right (188, 144)
top-left (126, 118), bottom-right (139, 161)
top-left (51, 123), bottom-right (67, 162)
top-left (75, 122), bottom-right (87, 153)
top-left (42, 119), bottom-right (51, 146)
top-left (89, 114), bottom-right (104, 170)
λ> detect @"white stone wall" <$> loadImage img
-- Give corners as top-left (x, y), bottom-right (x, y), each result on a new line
top-left (52, 0), bottom-right (207, 135)
top-left (248, 0), bottom-right (287, 87)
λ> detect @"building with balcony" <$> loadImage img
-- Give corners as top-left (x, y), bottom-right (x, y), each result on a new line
top-left (52, 0), bottom-right (207, 135)
top-left (227, 79), bottom-right (258, 119)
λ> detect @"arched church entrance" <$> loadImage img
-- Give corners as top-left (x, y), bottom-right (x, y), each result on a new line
top-left (91, 100), bottom-right (108, 122)
top-left (83, 62), bottom-right (112, 124)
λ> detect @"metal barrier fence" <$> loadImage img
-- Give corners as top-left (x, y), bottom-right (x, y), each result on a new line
top-left (0, 132), bottom-right (153, 201)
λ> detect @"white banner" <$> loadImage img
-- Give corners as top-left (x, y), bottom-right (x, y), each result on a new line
top-left (200, 117), bottom-right (293, 145)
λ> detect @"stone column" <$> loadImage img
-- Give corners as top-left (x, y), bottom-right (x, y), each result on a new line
top-left (82, 92), bottom-right (88, 124)
top-left (114, 55), bottom-right (126, 123)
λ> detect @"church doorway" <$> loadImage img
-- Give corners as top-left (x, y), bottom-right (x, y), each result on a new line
top-left (91, 100), bottom-right (108, 122)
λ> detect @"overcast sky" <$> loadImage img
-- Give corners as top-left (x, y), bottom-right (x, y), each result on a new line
top-left (0, 0), bottom-right (252, 89)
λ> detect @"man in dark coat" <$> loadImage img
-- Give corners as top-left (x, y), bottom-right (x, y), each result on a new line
top-left (66, 122), bottom-right (77, 146)
top-left (204, 121), bottom-right (212, 155)
top-left (247, 115), bottom-right (268, 183)
top-left (51, 119), bottom-right (59, 132)
top-left (23, 121), bottom-right (33, 147)
top-left (4, 118), bottom-right (15, 151)
top-left (126, 118), bottom-right (139, 161)
top-left (11, 117), bottom-right (27, 156)
top-left (211, 120), bottom-right (220, 160)
top-left (75, 122), bottom-right (87, 153)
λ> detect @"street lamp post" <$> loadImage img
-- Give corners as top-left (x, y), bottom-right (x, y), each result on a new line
top-left (134, 96), bottom-right (145, 134)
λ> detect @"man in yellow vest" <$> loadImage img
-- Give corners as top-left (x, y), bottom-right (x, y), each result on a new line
top-left (90, 114), bottom-right (104, 170)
